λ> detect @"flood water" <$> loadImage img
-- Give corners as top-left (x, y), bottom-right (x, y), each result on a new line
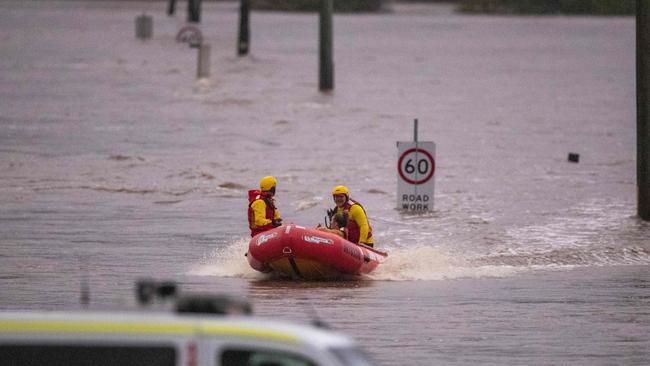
top-left (1, 1), bottom-right (649, 365)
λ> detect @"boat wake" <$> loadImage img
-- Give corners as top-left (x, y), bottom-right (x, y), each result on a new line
top-left (189, 240), bottom-right (525, 281)
top-left (189, 220), bottom-right (650, 282)
top-left (188, 238), bottom-right (262, 279)
top-left (368, 245), bottom-right (524, 281)
top-left (477, 246), bottom-right (650, 268)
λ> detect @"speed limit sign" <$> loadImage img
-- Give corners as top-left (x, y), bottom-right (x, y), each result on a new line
top-left (398, 147), bottom-right (435, 184)
top-left (397, 141), bottom-right (435, 211)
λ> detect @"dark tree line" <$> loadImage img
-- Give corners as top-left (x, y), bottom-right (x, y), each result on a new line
top-left (457, 0), bottom-right (635, 15)
top-left (252, 0), bottom-right (383, 12)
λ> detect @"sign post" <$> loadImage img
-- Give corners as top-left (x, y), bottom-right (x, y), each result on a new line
top-left (237, 0), bottom-right (250, 56)
top-left (638, 0), bottom-right (650, 220)
top-left (397, 119), bottom-right (435, 212)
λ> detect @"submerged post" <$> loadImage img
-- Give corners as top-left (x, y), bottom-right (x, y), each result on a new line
top-left (197, 43), bottom-right (210, 79)
top-left (238, 0), bottom-right (250, 56)
top-left (638, 0), bottom-right (650, 220)
top-left (188, 0), bottom-right (201, 23)
top-left (167, 0), bottom-right (176, 16)
top-left (135, 14), bottom-right (153, 40)
top-left (414, 118), bottom-right (418, 142)
top-left (319, 0), bottom-right (334, 91)
top-left (79, 256), bottom-right (89, 307)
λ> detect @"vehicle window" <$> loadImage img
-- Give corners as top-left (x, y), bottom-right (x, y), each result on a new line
top-left (0, 344), bottom-right (176, 366)
top-left (221, 348), bottom-right (316, 366)
top-left (329, 346), bottom-right (376, 366)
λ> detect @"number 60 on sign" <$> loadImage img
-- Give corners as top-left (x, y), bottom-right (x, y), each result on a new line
top-left (397, 141), bottom-right (436, 211)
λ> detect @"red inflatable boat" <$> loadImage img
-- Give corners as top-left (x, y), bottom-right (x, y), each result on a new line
top-left (247, 224), bottom-right (388, 279)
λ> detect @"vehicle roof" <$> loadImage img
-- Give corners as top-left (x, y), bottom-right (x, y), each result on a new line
top-left (0, 310), bottom-right (355, 350)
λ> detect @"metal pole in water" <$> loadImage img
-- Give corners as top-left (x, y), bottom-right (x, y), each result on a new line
top-left (414, 118), bottom-right (419, 199)
top-left (79, 256), bottom-right (89, 307)
top-left (135, 14), bottom-right (153, 40)
top-left (188, 0), bottom-right (201, 23)
top-left (414, 118), bottom-right (419, 142)
top-left (238, 0), bottom-right (250, 56)
top-left (167, 0), bottom-right (176, 16)
top-left (197, 43), bottom-right (210, 79)
top-left (638, 0), bottom-right (650, 220)
top-left (319, 0), bottom-right (334, 91)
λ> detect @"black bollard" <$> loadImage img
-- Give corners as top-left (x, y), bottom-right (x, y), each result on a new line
top-left (319, 0), bottom-right (334, 91)
top-left (637, 0), bottom-right (650, 220)
top-left (135, 14), bottom-right (153, 40)
top-left (238, 0), bottom-right (250, 56)
top-left (188, 0), bottom-right (201, 23)
top-left (167, 0), bottom-right (176, 16)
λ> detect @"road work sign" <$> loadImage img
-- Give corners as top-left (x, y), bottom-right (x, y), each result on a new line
top-left (397, 141), bottom-right (435, 212)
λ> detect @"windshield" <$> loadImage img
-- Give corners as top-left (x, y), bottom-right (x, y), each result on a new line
top-left (329, 347), bottom-right (376, 366)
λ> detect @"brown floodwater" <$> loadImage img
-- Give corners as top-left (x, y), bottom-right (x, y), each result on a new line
top-left (0, 1), bottom-right (648, 365)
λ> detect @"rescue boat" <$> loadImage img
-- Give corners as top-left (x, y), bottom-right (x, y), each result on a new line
top-left (247, 224), bottom-right (388, 279)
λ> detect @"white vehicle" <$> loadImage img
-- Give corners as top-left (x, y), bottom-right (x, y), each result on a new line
top-left (0, 291), bottom-right (376, 366)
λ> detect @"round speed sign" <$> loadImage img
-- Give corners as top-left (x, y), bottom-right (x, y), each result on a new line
top-left (397, 148), bottom-right (435, 185)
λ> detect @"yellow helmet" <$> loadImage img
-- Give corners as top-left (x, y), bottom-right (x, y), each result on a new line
top-left (332, 185), bottom-right (349, 196)
top-left (259, 176), bottom-right (277, 191)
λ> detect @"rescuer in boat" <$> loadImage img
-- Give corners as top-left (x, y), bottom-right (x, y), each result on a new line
top-left (329, 185), bottom-right (374, 247)
top-left (248, 176), bottom-right (282, 237)
top-left (316, 212), bottom-right (349, 239)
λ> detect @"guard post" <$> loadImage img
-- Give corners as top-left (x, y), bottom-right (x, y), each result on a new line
top-left (188, 0), bottom-right (201, 23)
top-left (238, 0), bottom-right (250, 56)
top-left (319, 0), bottom-right (334, 91)
top-left (135, 14), bottom-right (153, 40)
top-left (638, 0), bottom-right (650, 220)
top-left (397, 119), bottom-right (436, 212)
top-left (167, 0), bottom-right (176, 16)
top-left (197, 43), bottom-right (210, 79)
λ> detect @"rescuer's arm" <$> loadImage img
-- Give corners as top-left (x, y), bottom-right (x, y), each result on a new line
top-left (251, 199), bottom-right (272, 227)
top-left (349, 205), bottom-right (370, 243)
top-left (271, 198), bottom-right (282, 225)
top-left (272, 209), bottom-right (282, 226)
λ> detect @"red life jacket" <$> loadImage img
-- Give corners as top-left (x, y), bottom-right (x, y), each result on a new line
top-left (248, 190), bottom-right (276, 237)
top-left (334, 199), bottom-right (372, 244)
